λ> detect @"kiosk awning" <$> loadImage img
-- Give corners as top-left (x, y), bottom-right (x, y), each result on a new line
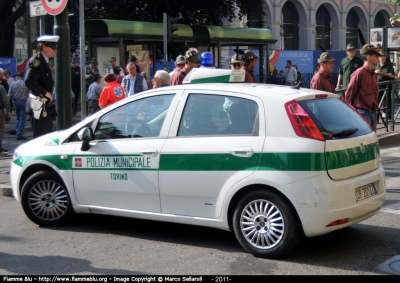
top-left (85, 20), bottom-right (276, 45)
top-left (192, 25), bottom-right (277, 45)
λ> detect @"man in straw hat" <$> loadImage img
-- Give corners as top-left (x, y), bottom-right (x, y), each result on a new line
top-left (345, 44), bottom-right (382, 131)
top-left (310, 52), bottom-right (336, 93)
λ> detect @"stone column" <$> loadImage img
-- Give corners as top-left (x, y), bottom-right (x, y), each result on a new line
top-left (331, 26), bottom-right (347, 50)
top-left (266, 20), bottom-right (281, 50)
top-left (299, 24), bottom-right (316, 50)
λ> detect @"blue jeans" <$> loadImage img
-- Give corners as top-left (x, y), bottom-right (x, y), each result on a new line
top-left (286, 81), bottom-right (294, 86)
top-left (357, 108), bottom-right (377, 132)
top-left (14, 100), bottom-right (26, 138)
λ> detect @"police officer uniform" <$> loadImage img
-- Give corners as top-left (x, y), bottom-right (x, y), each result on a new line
top-left (25, 35), bottom-right (58, 138)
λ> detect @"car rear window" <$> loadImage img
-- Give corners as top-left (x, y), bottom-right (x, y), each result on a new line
top-left (298, 98), bottom-right (372, 139)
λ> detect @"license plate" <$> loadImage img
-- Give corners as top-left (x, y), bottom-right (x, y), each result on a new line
top-left (355, 183), bottom-right (377, 202)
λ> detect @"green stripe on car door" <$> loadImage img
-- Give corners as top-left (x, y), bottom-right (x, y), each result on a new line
top-left (159, 152), bottom-right (326, 171)
top-left (159, 153), bottom-right (260, 171)
top-left (325, 142), bottom-right (379, 170)
top-left (13, 143), bottom-right (379, 172)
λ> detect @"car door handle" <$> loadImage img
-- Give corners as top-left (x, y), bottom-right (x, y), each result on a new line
top-left (140, 148), bottom-right (158, 157)
top-left (231, 147), bottom-right (253, 157)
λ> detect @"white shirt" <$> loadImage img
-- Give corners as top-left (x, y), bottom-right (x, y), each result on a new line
top-left (41, 52), bottom-right (49, 64)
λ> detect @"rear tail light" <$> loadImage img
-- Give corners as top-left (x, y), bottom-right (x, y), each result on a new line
top-left (285, 100), bottom-right (325, 141)
top-left (339, 97), bottom-right (374, 131)
top-left (315, 94), bottom-right (328, 99)
top-left (326, 218), bottom-right (348, 227)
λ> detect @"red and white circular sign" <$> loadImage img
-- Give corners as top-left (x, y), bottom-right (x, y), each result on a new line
top-left (41, 0), bottom-right (68, 16)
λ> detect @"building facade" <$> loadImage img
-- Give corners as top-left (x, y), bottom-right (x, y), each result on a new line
top-left (258, 0), bottom-right (397, 50)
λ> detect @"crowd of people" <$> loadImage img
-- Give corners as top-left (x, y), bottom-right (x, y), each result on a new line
top-left (309, 42), bottom-right (398, 132)
top-left (0, 33), bottom-right (397, 152)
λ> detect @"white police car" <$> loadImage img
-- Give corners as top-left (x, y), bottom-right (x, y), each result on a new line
top-left (11, 69), bottom-right (386, 258)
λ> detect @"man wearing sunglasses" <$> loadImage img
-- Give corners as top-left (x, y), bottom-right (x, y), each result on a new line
top-left (230, 54), bottom-right (241, 70)
top-left (25, 35), bottom-right (59, 138)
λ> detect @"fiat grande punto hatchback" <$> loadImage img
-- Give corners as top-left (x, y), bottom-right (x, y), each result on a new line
top-left (11, 69), bottom-right (386, 258)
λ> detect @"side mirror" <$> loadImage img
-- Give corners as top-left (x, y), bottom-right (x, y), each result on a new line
top-left (78, 127), bottom-right (94, 151)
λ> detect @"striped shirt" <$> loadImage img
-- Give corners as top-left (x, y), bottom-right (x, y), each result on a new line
top-left (86, 81), bottom-right (102, 100)
top-left (8, 79), bottom-right (29, 101)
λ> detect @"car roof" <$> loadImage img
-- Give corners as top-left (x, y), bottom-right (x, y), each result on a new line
top-left (154, 83), bottom-right (339, 101)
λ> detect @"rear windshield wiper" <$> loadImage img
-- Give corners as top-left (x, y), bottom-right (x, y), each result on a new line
top-left (331, 128), bottom-right (358, 138)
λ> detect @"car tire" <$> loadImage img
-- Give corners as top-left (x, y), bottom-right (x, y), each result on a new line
top-left (21, 171), bottom-right (74, 226)
top-left (232, 189), bottom-right (301, 258)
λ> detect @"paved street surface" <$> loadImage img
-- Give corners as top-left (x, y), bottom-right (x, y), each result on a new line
top-left (0, 112), bottom-right (399, 275)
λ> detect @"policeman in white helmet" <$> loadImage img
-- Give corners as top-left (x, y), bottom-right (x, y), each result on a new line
top-left (25, 35), bottom-right (59, 138)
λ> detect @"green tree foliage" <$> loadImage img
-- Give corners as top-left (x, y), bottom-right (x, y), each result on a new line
top-left (1, 0), bottom-right (263, 60)
top-left (83, 0), bottom-right (263, 62)
top-left (84, 0), bottom-right (259, 25)
top-left (0, 0), bottom-right (27, 57)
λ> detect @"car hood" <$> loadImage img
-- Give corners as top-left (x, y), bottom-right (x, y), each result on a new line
top-left (17, 130), bottom-right (71, 152)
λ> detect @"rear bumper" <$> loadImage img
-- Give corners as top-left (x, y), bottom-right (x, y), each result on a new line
top-left (280, 165), bottom-right (386, 237)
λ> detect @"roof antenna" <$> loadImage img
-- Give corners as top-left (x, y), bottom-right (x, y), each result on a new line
top-left (290, 83), bottom-right (300, 90)
top-left (291, 74), bottom-right (302, 90)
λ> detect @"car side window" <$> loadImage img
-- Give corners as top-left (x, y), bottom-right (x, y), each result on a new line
top-left (94, 94), bottom-right (175, 140)
top-left (178, 93), bottom-right (258, 136)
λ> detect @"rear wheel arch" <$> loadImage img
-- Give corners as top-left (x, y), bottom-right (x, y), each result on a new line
top-left (227, 184), bottom-right (304, 235)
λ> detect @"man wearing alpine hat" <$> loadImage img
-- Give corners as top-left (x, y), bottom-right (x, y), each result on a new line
top-left (374, 43), bottom-right (383, 54)
top-left (336, 43), bottom-right (364, 89)
top-left (241, 50), bottom-right (258, 83)
top-left (25, 35), bottom-right (58, 138)
top-left (107, 56), bottom-right (124, 83)
top-left (310, 52), bottom-right (336, 93)
top-left (169, 55), bottom-right (186, 79)
top-left (85, 58), bottom-right (100, 91)
top-left (171, 48), bottom-right (200, 86)
top-left (345, 44), bottom-right (382, 131)
top-left (230, 54), bottom-right (241, 70)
